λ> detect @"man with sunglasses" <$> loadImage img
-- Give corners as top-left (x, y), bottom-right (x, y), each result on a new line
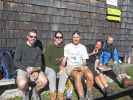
top-left (43, 31), bottom-right (64, 100)
top-left (59, 32), bottom-right (94, 100)
top-left (14, 30), bottom-right (47, 100)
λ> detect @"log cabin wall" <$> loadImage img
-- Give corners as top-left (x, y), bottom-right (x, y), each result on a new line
top-left (0, 0), bottom-right (133, 51)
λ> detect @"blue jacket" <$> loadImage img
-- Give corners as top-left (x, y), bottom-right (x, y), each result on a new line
top-left (99, 42), bottom-right (120, 65)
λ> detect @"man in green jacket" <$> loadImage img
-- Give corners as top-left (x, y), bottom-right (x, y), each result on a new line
top-left (14, 30), bottom-right (47, 100)
top-left (44, 31), bottom-right (64, 100)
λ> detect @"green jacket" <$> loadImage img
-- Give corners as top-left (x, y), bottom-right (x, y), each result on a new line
top-left (14, 40), bottom-right (42, 70)
top-left (43, 42), bottom-right (64, 72)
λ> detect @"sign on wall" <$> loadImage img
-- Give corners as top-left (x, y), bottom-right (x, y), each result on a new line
top-left (106, 7), bottom-right (121, 22)
top-left (106, 0), bottom-right (118, 6)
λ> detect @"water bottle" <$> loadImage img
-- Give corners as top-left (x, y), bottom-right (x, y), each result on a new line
top-left (66, 79), bottom-right (73, 100)
top-left (66, 88), bottom-right (72, 100)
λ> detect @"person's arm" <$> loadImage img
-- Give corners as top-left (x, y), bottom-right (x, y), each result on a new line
top-left (35, 48), bottom-right (42, 67)
top-left (59, 57), bottom-right (67, 71)
top-left (59, 45), bottom-right (68, 71)
top-left (82, 45), bottom-right (89, 66)
top-left (14, 42), bottom-right (26, 70)
top-left (113, 48), bottom-right (120, 64)
top-left (88, 48), bottom-right (98, 57)
top-left (94, 59), bottom-right (101, 73)
top-left (43, 43), bottom-right (51, 67)
top-left (99, 51), bottom-right (104, 66)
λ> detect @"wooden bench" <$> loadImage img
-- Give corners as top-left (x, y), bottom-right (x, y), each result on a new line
top-left (97, 66), bottom-right (112, 72)
top-left (97, 63), bottom-right (133, 72)
top-left (0, 79), bottom-right (16, 95)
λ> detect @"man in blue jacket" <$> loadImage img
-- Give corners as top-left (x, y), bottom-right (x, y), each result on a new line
top-left (100, 35), bottom-right (120, 65)
top-left (99, 35), bottom-right (125, 81)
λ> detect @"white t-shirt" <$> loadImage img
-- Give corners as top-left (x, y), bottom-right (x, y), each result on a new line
top-left (64, 43), bottom-right (89, 67)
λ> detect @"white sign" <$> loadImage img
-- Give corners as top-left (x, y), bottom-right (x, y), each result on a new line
top-left (106, 0), bottom-right (118, 6)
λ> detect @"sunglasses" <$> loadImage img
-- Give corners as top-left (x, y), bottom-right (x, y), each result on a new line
top-left (29, 35), bottom-right (37, 39)
top-left (55, 36), bottom-right (63, 39)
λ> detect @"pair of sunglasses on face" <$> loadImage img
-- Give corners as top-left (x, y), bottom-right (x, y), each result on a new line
top-left (29, 35), bottom-right (37, 39)
top-left (55, 36), bottom-right (63, 39)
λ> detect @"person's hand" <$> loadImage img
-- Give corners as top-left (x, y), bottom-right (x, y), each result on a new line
top-left (30, 72), bottom-right (39, 81)
top-left (56, 57), bottom-right (64, 64)
top-left (26, 67), bottom-right (33, 74)
top-left (59, 66), bottom-right (65, 74)
top-left (93, 48), bottom-right (98, 54)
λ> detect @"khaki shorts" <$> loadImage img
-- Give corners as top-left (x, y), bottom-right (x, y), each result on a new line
top-left (17, 69), bottom-right (28, 80)
top-left (65, 65), bottom-right (88, 76)
top-left (17, 69), bottom-right (44, 81)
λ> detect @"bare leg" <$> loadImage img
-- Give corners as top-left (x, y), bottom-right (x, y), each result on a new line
top-left (84, 69), bottom-right (94, 94)
top-left (71, 70), bottom-right (84, 99)
top-left (95, 76), bottom-right (105, 90)
top-left (33, 71), bottom-right (47, 100)
top-left (16, 69), bottom-right (29, 100)
top-left (99, 74), bottom-right (108, 88)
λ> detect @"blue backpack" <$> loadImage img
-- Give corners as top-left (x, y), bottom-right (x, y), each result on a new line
top-left (0, 49), bottom-right (15, 79)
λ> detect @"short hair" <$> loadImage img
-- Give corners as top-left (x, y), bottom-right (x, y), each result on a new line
top-left (28, 29), bottom-right (37, 35)
top-left (107, 34), bottom-right (113, 39)
top-left (96, 39), bottom-right (104, 43)
top-left (54, 31), bottom-right (63, 37)
top-left (95, 40), bottom-right (103, 46)
top-left (72, 31), bottom-right (80, 37)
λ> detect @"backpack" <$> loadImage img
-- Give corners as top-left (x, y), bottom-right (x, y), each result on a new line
top-left (0, 49), bottom-right (15, 79)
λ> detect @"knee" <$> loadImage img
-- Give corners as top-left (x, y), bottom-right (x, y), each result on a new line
top-left (86, 72), bottom-right (93, 80)
top-left (84, 73), bottom-right (94, 85)
top-left (86, 69), bottom-right (93, 77)
top-left (41, 77), bottom-right (48, 87)
top-left (95, 76), bottom-right (100, 82)
top-left (16, 79), bottom-right (28, 90)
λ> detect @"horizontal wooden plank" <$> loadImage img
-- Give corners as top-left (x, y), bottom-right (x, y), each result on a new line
top-left (0, 79), bottom-right (15, 86)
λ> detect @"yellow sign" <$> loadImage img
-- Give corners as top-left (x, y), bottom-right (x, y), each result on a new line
top-left (107, 7), bottom-right (121, 16)
top-left (106, 16), bottom-right (121, 22)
